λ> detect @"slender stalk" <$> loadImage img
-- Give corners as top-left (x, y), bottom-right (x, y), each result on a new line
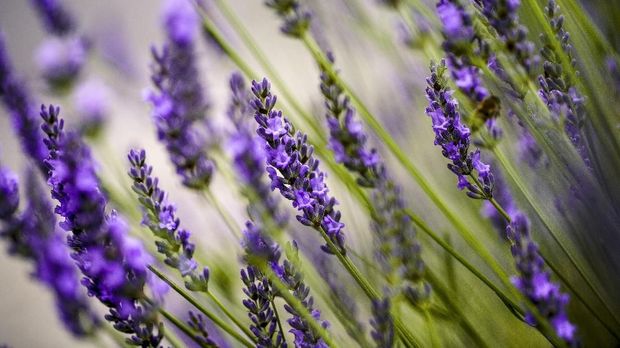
top-left (147, 265), bottom-right (255, 347)
top-left (271, 299), bottom-right (289, 347)
top-left (315, 226), bottom-right (422, 347)
top-left (158, 308), bottom-right (205, 348)
top-left (205, 291), bottom-right (255, 342)
top-left (202, 189), bottom-right (242, 239)
top-left (424, 308), bottom-right (441, 348)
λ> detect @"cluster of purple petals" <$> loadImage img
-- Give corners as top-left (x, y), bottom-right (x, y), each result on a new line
top-left (241, 222), bottom-right (288, 347)
top-left (506, 212), bottom-right (577, 344)
top-left (538, 0), bottom-right (588, 166)
top-left (319, 53), bottom-right (381, 188)
top-left (250, 78), bottom-right (346, 255)
top-left (128, 149), bottom-right (210, 293)
top-left (265, 0), bottom-right (311, 38)
top-left (35, 36), bottom-right (88, 90)
top-left (227, 73), bottom-right (288, 229)
top-left (0, 34), bottom-right (48, 169)
top-left (73, 79), bottom-right (111, 137)
top-left (147, 0), bottom-right (214, 190)
top-left (30, 0), bottom-right (75, 36)
top-left (1, 166), bottom-right (99, 336)
top-left (40, 105), bottom-right (164, 346)
top-left (187, 311), bottom-right (219, 347)
top-left (369, 297), bottom-right (394, 348)
top-left (425, 60), bottom-right (494, 199)
top-left (243, 222), bottom-right (329, 347)
top-left (476, 0), bottom-right (537, 75)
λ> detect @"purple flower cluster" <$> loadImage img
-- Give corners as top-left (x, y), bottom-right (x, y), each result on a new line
top-left (0, 167), bottom-right (98, 336)
top-left (265, 0), bottom-right (311, 38)
top-left (0, 34), bottom-right (48, 169)
top-left (147, 0), bottom-right (214, 190)
top-left (538, 0), bottom-right (588, 166)
top-left (35, 36), bottom-right (88, 90)
top-left (187, 311), bottom-right (218, 347)
top-left (476, 0), bottom-right (537, 75)
top-left (40, 105), bottom-right (164, 346)
top-left (250, 78), bottom-right (346, 255)
top-left (73, 79), bottom-right (111, 137)
top-left (128, 149), bottom-right (210, 293)
top-left (227, 73), bottom-right (288, 229)
top-left (320, 53), bottom-right (381, 188)
top-left (506, 213), bottom-right (577, 344)
top-left (437, 0), bottom-right (489, 103)
top-left (243, 222), bottom-right (328, 347)
top-left (425, 60), bottom-right (494, 199)
top-left (30, 0), bottom-right (75, 36)
top-left (241, 222), bottom-right (287, 347)
top-left (369, 298), bottom-right (394, 348)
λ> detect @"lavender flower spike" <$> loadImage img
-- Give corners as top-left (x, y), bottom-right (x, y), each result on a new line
top-left (128, 148), bottom-right (210, 293)
top-left (0, 33), bottom-right (48, 169)
top-left (227, 73), bottom-right (288, 229)
top-left (30, 0), bottom-right (75, 36)
top-left (241, 222), bottom-right (287, 347)
top-left (147, 0), bottom-right (214, 189)
top-left (250, 77), bottom-right (346, 255)
top-left (40, 105), bottom-right (164, 346)
top-left (476, 0), bottom-right (538, 75)
top-left (0, 167), bottom-right (98, 336)
top-left (425, 60), bottom-right (494, 199)
top-left (507, 212), bottom-right (577, 345)
top-left (370, 298), bottom-right (394, 348)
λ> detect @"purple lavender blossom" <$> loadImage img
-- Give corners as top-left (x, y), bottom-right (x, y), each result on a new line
top-left (476, 0), bottom-right (538, 75)
top-left (30, 0), bottom-right (75, 36)
top-left (241, 222), bottom-right (287, 347)
top-left (320, 53), bottom-right (382, 188)
top-left (1, 165), bottom-right (99, 336)
top-left (147, 0), bottom-right (214, 190)
top-left (425, 60), bottom-right (494, 199)
top-left (187, 311), bottom-right (219, 347)
top-left (40, 105), bottom-right (164, 345)
top-left (538, 0), bottom-right (589, 167)
top-left (73, 79), bottom-right (110, 137)
top-left (128, 148), bottom-right (210, 293)
top-left (250, 78), bottom-right (346, 255)
top-left (265, 0), bottom-right (311, 38)
top-left (370, 298), bottom-right (394, 348)
top-left (243, 222), bottom-right (327, 347)
top-left (506, 212), bottom-right (577, 344)
top-left (227, 73), bottom-right (288, 229)
top-left (35, 36), bottom-right (88, 90)
top-left (0, 34), bottom-right (48, 169)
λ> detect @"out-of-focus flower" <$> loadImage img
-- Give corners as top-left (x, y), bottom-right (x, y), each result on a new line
top-left (73, 79), bottom-right (110, 137)
top-left (370, 297), bottom-right (394, 348)
top-left (35, 36), bottom-right (88, 90)
top-left (30, 0), bottom-right (75, 36)
top-left (265, 0), bottom-right (311, 37)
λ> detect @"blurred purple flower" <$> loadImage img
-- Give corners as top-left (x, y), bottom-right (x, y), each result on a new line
top-left (73, 79), bottom-right (110, 136)
top-left (35, 36), bottom-right (88, 90)
top-left (30, 0), bottom-right (75, 36)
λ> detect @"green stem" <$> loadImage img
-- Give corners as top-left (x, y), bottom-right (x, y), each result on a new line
top-left (424, 308), bottom-right (441, 348)
top-left (202, 189), bottom-right (242, 239)
top-left (271, 299), bottom-right (288, 347)
top-left (315, 226), bottom-right (422, 347)
top-left (147, 265), bottom-right (255, 347)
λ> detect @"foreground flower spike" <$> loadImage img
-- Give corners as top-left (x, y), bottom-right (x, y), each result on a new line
top-left (425, 60), bottom-right (494, 199)
top-left (475, 0), bottom-right (538, 75)
top-left (242, 222), bottom-right (328, 347)
top-left (506, 213), bottom-right (577, 344)
top-left (147, 0), bottom-right (214, 190)
top-left (250, 77), bottom-right (346, 255)
top-left (370, 298), bottom-right (394, 348)
top-left (40, 105), bottom-right (164, 346)
top-left (265, 0), bottom-right (311, 37)
top-left (241, 223), bottom-right (287, 347)
top-left (0, 34), bottom-right (48, 169)
top-left (227, 73), bottom-right (288, 229)
top-left (538, 0), bottom-right (588, 166)
top-left (30, 0), bottom-right (75, 36)
top-left (128, 148), bottom-right (210, 292)
top-left (0, 167), bottom-right (98, 336)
